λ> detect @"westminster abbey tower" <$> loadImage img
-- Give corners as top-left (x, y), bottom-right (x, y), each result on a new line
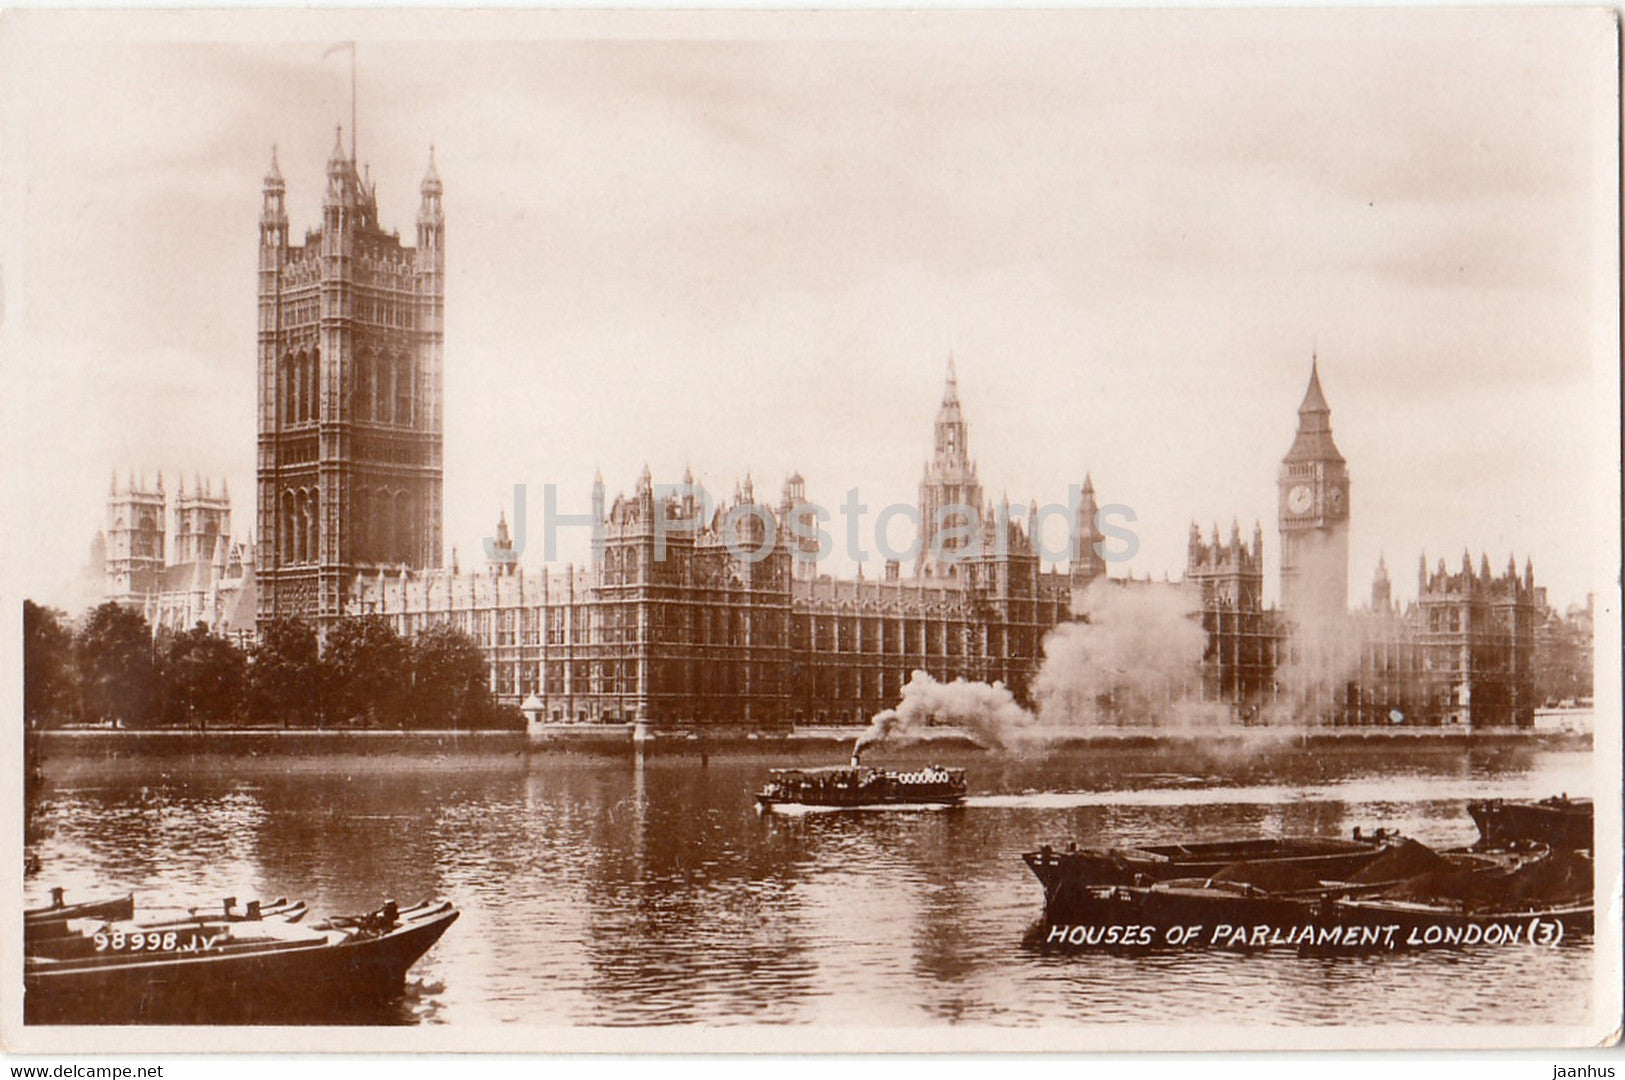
top-left (256, 130), bottom-right (445, 625)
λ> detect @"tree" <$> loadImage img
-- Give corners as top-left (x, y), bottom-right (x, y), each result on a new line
top-left (23, 601), bottom-right (77, 727)
top-left (75, 602), bottom-right (160, 727)
top-left (247, 617), bottom-right (322, 727)
top-left (323, 616), bottom-right (410, 727)
top-left (409, 622), bottom-right (497, 729)
top-left (160, 622), bottom-right (247, 728)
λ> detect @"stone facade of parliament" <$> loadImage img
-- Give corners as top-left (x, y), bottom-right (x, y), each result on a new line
top-left (99, 136), bottom-right (1563, 731)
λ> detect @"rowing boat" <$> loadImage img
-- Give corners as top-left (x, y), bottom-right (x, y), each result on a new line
top-left (25, 898), bottom-right (457, 1024)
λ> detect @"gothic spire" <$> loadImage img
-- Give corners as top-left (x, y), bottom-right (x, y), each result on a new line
top-left (1283, 355), bottom-right (1344, 464)
top-left (422, 144), bottom-right (442, 194)
top-left (264, 144), bottom-right (284, 190)
top-left (1299, 354), bottom-right (1330, 416)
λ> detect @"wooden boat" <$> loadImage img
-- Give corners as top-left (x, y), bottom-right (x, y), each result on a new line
top-left (1022, 832), bottom-right (1388, 920)
top-left (1320, 846), bottom-right (1594, 944)
top-left (1030, 880), bottom-right (1592, 953)
top-left (1025, 842), bottom-right (1590, 952)
top-left (1325, 896), bottom-right (1593, 943)
top-left (1468, 795), bottom-right (1593, 851)
top-left (24, 898), bottom-right (457, 1024)
top-left (25, 888), bottom-right (135, 926)
top-left (28, 896), bottom-right (310, 956)
top-left (26, 889), bottom-right (307, 954)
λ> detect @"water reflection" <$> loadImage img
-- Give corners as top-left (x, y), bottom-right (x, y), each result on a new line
top-left (26, 742), bottom-right (1595, 1028)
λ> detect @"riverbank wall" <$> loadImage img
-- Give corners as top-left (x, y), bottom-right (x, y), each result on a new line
top-left (35, 724), bottom-right (1593, 760)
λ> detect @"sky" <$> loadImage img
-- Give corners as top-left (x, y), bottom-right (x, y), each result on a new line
top-left (2, 8), bottom-right (1617, 614)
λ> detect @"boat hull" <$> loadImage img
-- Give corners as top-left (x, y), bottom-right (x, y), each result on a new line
top-left (1023, 838), bottom-right (1384, 922)
top-left (1468, 797), bottom-right (1593, 851)
top-left (1327, 897), bottom-right (1593, 941)
top-left (25, 906), bottom-right (457, 1025)
top-left (757, 793), bottom-right (964, 811)
top-left (1028, 884), bottom-right (1592, 953)
top-left (25, 894), bottom-right (136, 926)
top-left (757, 764), bottom-right (967, 811)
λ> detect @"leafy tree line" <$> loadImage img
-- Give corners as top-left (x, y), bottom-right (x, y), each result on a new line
top-left (23, 601), bottom-right (514, 731)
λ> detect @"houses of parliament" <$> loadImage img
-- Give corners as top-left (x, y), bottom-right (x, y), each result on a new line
top-left (92, 131), bottom-right (1560, 730)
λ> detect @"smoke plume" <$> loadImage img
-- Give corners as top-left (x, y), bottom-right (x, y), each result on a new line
top-left (1266, 537), bottom-right (1363, 724)
top-left (1263, 610), bottom-right (1363, 724)
top-left (854, 670), bottom-right (1032, 757)
top-left (1031, 579), bottom-right (1207, 726)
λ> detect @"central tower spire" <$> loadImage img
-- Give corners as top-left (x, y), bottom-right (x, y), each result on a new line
top-left (918, 356), bottom-right (983, 576)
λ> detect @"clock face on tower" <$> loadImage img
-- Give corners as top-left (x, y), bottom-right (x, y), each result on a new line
top-left (1287, 484), bottom-right (1313, 515)
top-left (1327, 485), bottom-right (1345, 516)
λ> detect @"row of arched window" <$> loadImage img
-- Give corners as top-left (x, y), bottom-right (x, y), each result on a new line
top-left (281, 348), bottom-right (320, 426)
top-left (355, 350), bottom-right (415, 425)
top-left (278, 348), bottom-right (416, 428)
top-left (277, 487), bottom-right (420, 566)
top-left (358, 487), bottom-right (419, 565)
top-left (278, 488), bottom-right (320, 565)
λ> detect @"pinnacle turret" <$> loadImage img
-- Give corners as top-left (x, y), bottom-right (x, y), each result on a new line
top-left (421, 144), bottom-right (442, 195)
top-left (264, 144), bottom-right (285, 191)
top-left (325, 125), bottom-right (349, 185)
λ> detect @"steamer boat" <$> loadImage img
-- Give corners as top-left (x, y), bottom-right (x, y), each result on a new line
top-left (757, 747), bottom-right (966, 810)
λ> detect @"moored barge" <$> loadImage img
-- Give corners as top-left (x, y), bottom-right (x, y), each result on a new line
top-left (1022, 833), bottom-right (1388, 920)
top-left (1023, 823), bottom-right (1593, 952)
top-left (1468, 795), bottom-right (1593, 851)
top-left (25, 897), bottom-right (457, 1024)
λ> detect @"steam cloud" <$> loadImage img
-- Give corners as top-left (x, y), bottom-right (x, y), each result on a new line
top-left (1267, 537), bottom-right (1363, 724)
top-left (856, 565), bottom-right (1368, 752)
top-left (854, 670), bottom-right (1033, 757)
top-left (1031, 579), bottom-right (1209, 726)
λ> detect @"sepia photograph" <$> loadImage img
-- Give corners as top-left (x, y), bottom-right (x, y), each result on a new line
top-left (1, 6), bottom-right (1619, 1054)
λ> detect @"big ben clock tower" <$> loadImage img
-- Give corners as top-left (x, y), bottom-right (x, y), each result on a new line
top-left (1278, 358), bottom-right (1349, 620)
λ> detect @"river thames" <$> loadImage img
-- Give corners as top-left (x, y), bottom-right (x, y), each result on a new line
top-left (25, 737), bottom-right (1595, 1028)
